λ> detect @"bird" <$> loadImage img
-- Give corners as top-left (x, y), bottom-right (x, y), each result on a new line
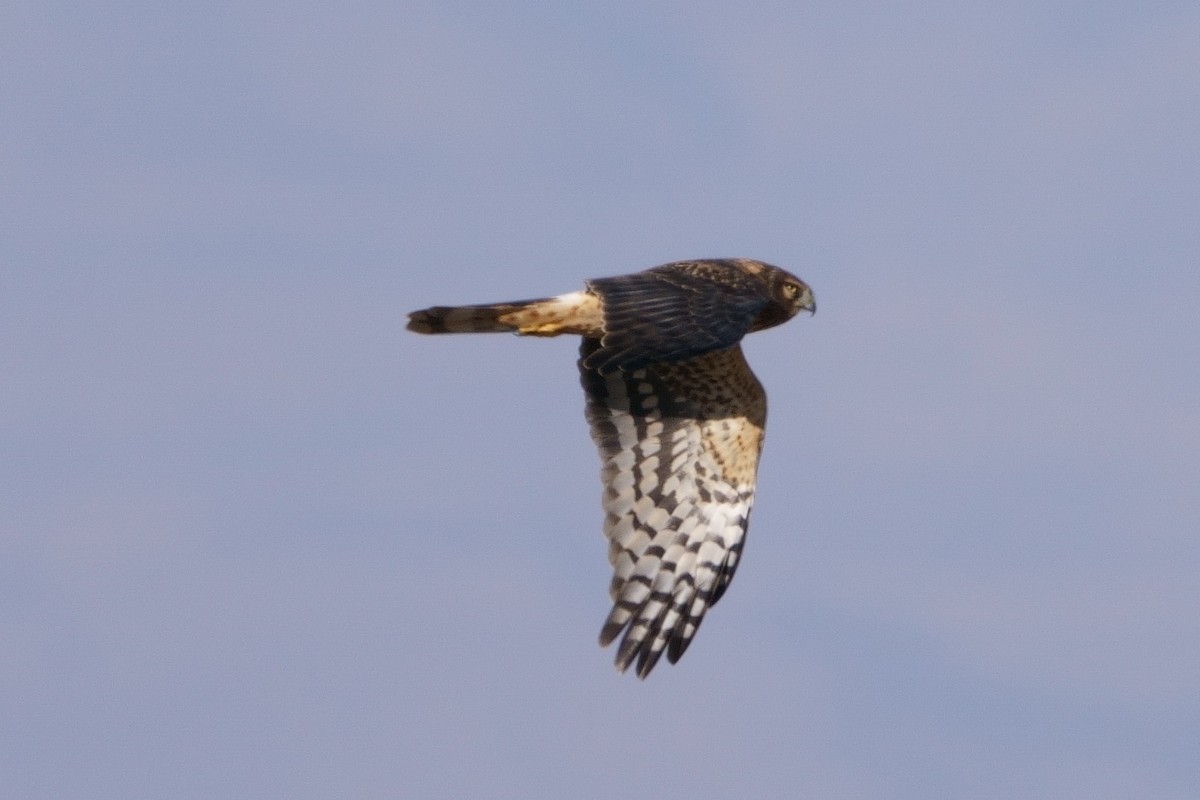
top-left (407, 258), bottom-right (815, 678)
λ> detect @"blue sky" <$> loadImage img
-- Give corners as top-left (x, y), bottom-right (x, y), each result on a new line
top-left (4, 2), bottom-right (1199, 798)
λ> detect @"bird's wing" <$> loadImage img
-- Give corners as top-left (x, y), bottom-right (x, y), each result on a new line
top-left (579, 339), bottom-right (767, 678)
top-left (582, 266), bottom-right (769, 374)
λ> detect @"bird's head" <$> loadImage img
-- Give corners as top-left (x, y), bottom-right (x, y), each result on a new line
top-left (741, 261), bottom-right (815, 331)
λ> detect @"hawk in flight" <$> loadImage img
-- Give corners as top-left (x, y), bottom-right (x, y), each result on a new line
top-left (407, 259), bottom-right (815, 677)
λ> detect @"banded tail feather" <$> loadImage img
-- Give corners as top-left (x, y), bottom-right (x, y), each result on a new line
top-left (407, 291), bottom-right (604, 338)
top-left (406, 301), bottom-right (543, 334)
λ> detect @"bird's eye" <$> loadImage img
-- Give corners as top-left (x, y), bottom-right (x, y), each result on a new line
top-left (782, 282), bottom-right (799, 298)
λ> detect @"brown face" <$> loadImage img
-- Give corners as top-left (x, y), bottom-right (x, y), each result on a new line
top-left (748, 268), bottom-right (815, 332)
top-left (776, 276), bottom-right (816, 317)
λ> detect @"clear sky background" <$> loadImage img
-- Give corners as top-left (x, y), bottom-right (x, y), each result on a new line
top-left (4, 2), bottom-right (1199, 798)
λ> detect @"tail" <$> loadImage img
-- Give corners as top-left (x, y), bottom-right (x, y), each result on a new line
top-left (406, 300), bottom-right (546, 334)
top-left (407, 291), bottom-right (603, 337)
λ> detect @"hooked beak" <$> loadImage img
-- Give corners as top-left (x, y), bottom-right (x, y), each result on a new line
top-left (800, 290), bottom-right (816, 316)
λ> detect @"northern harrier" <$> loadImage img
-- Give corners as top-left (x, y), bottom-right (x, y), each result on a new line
top-left (407, 258), bottom-right (815, 677)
